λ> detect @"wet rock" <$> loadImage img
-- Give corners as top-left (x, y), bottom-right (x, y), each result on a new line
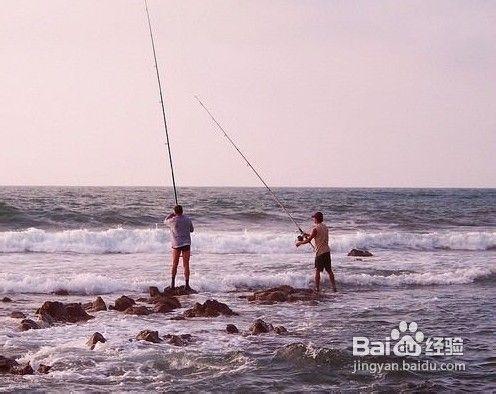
top-left (170, 315), bottom-right (186, 321)
top-left (20, 319), bottom-right (40, 331)
top-left (10, 311), bottom-right (26, 319)
top-left (124, 306), bottom-right (153, 316)
top-left (163, 285), bottom-right (198, 297)
top-left (183, 299), bottom-right (237, 318)
top-left (10, 364), bottom-right (34, 375)
top-left (163, 334), bottom-right (193, 346)
top-left (152, 296), bottom-right (181, 314)
top-left (53, 289), bottom-right (70, 296)
top-left (83, 296), bottom-right (107, 312)
top-left (148, 286), bottom-right (161, 298)
top-left (1, 297), bottom-right (12, 302)
top-left (36, 301), bottom-right (94, 323)
top-left (247, 285), bottom-right (315, 304)
top-left (112, 296), bottom-right (136, 312)
top-left (37, 364), bottom-right (52, 374)
top-left (347, 248), bottom-right (373, 257)
top-left (0, 356), bottom-right (18, 372)
top-left (274, 325), bottom-right (288, 335)
top-left (136, 330), bottom-right (161, 343)
top-left (249, 319), bottom-right (273, 335)
top-left (86, 332), bottom-right (107, 350)
top-left (38, 311), bottom-right (55, 328)
top-left (226, 324), bottom-right (239, 334)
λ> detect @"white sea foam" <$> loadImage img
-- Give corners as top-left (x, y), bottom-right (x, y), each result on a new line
top-left (0, 267), bottom-right (493, 295)
top-left (0, 227), bottom-right (495, 254)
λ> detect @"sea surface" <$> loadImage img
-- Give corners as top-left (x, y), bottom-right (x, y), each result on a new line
top-left (0, 187), bottom-right (495, 392)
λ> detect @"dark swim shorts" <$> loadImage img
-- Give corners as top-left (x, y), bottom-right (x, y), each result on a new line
top-left (315, 252), bottom-right (332, 272)
top-left (173, 245), bottom-right (191, 252)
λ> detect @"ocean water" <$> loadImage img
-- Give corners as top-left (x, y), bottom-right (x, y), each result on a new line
top-left (0, 186), bottom-right (494, 392)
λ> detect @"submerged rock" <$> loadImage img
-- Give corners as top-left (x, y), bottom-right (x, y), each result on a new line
top-left (86, 332), bottom-right (106, 350)
top-left (136, 330), bottom-right (161, 343)
top-left (0, 356), bottom-right (18, 372)
top-left (249, 319), bottom-right (288, 335)
top-left (83, 296), bottom-right (107, 312)
top-left (10, 311), bottom-right (26, 319)
top-left (0, 356), bottom-right (33, 375)
top-left (37, 364), bottom-right (52, 374)
top-left (250, 319), bottom-right (273, 335)
top-left (10, 364), bottom-right (34, 375)
top-left (53, 289), bottom-right (70, 296)
top-left (347, 248), bottom-right (373, 257)
top-left (36, 301), bottom-right (94, 323)
top-left (112, 296), bottom-right (136, 312)
top-left (226, 324), bottom-right (239, 334)
top-left (20, 319), bottom-right (40, 331)
top-left (124, 306), bottom-right (153, 316)
top-left (247, 285), bottom-right (315, 304)
top-left (1, 297), bottom-right (12, 303)
top-left (163, 334), bottom-right (193, 346)
top-left (183, 299), bottom-right (237, 318)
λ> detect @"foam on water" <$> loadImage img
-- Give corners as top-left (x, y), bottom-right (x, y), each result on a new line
top-left (1, 227), bottom-right (495, 254)
top-left (1, 266), bottom-right (493, 295)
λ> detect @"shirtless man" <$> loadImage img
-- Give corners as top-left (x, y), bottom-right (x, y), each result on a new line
top-left (164, 205), bottom-right (194, 289)
top-left (296, 211), bottom-right (337, 292)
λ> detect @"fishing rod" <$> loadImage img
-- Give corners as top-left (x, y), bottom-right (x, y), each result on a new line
top-left (195, 95), bottom-right (314, 248)
top-left (144, 0), bottom-right (178, 205)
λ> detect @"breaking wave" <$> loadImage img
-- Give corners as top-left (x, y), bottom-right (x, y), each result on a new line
top-left (0, 267), bottom-right (493, 295)
top-left (0, 228), bottom-right (495, 254)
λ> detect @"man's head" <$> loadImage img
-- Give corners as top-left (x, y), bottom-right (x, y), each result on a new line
top-left (312, 211), bottom-right (324, 223)
top-left (173, 205), bottom-right (183, 215)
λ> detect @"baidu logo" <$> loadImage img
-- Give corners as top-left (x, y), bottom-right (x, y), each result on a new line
top-left (352, 320), bottom-right (461, 357)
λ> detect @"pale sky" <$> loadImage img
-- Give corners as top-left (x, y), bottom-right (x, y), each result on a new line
top-left (1, 0), bottom-right (495, 187)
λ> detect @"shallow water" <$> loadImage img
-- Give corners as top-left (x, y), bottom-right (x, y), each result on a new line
top-left (1, 187), bottom-right (495, 391)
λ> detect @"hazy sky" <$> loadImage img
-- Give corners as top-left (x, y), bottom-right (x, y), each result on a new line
top-left (1, 0), bottom-right (495, 187)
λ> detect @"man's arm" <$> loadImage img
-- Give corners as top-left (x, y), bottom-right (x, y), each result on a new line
top-left (164, 213), bottom-right (175, 225)
top-left (189, 220), bottom-right (194, 233)
top-left (296, 228), bottom-right (317, 247)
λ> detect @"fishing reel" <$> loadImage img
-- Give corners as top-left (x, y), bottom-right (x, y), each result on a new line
top-left (296, 232), bottom-right (310, 242)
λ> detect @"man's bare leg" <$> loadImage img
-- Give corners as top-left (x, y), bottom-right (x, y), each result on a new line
top-left (326, 268), bottom-right (337, 292)
top-left (314, 269), bottom-right (321, 293)
top-left (170, 248), bottom-right (181, 289)
top-left (182, 250), bottom-right (191, 289)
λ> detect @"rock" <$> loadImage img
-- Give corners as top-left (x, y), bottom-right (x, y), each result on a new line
top-left (10, 311), bottom-right (26, 319)
top-left (83, 296), bottom-right (107, 312)
top-left (53, 289), bottom-right (70, 296)
top-left (113, 296), bottom-right (136, 312)
top-left (124, 306), bottom-right (153, 316)
top-left (249, 319), bottom-right (273, 335)
top-left (183, 299), bottom-right (238, 318)
top-left (10, 364), bottom-right (34, 375)
top-left (36, 301), bottom-right (94, 323)
top-left (86, 332), bottom-right (106, 350)
top-left (163, 334), bottom-right (193, 346)
top-left (38, 311), bottom-right (55, 327)
top-left (0, 355), bottom-right (18, 372)
top-left (170, 315), bottom-right (186, 321)
top-left (248, 286), bottom-right (315, 304)
top-left (37, 364), bottom-right (52, 374)
top-left (136, 330), bottom-right (161, 343)
top-left (226, 324), bottom-right (239, 334)
top-left (274, 325), bottom-right (288, 335)
top-left (148, 286), bottom-right (161, 298)
top-left (347, 248), bottom-right (373, 257)
top-left (2, 297), bottom-right (12, 302)
top-left (152, 296), bottom-right (181, 314)
top-left (20, 319), bottom-right (40, 331)
top-left (163, 285), bottom-right (198, 297)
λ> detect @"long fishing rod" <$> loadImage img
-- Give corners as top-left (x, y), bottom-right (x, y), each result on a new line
top-left (195, 95), bottom-right (314, 247)
top-left (144, 0), bottom-right (178, 205)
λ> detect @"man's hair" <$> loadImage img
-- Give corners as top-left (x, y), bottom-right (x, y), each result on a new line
top-left (173, 205), bottom-right (183, 215)
top-left (313, 211), bottom-right (324, 223)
